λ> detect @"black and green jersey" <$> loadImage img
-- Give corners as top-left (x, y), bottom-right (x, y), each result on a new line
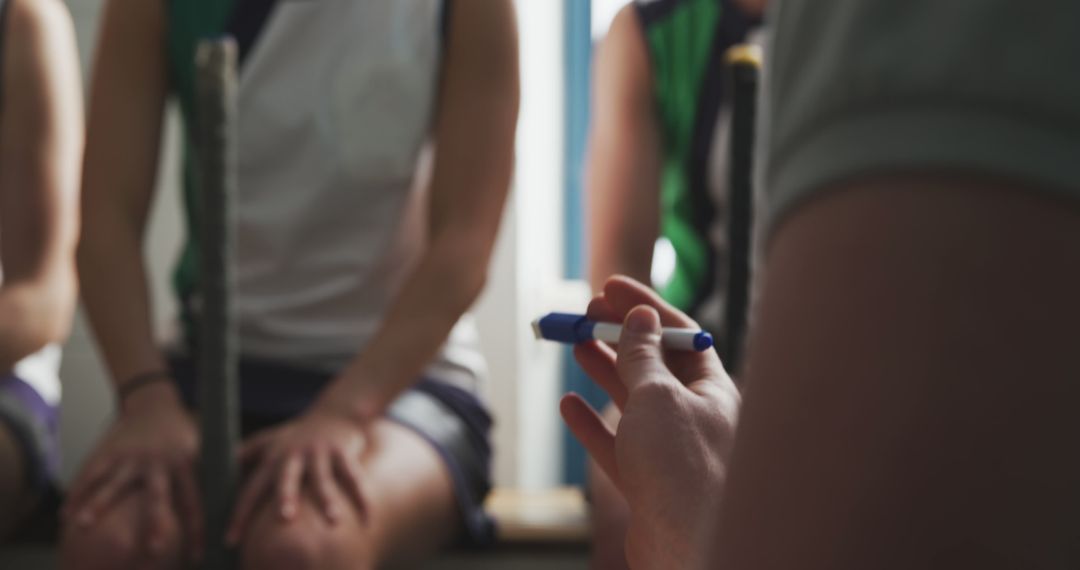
top-left (634, 0), bottom-right (756, 343)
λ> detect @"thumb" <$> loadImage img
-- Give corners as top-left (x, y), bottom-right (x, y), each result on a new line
top-left (616, 305), bottom-right (672, 391)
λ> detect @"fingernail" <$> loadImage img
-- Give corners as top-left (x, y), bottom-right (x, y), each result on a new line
top-left (626, 307), bottom-right (658, 333)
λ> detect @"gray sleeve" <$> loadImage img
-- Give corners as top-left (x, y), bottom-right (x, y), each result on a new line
top-left (762, 0), bottom-right (1080, 238)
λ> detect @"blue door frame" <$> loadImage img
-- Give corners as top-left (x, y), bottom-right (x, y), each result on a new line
top-left (561, 0), bottom-right (609, 486)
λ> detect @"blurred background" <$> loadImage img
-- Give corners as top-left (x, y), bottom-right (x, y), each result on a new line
top-left (60, 0), bottom-right (632, 497)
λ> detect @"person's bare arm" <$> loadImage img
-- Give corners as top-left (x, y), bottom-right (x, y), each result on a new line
top-left (320, 0), bottom-right (519, 418)
top-left (64, 0), bottom-right (205, 553)
top-left (586, 5), bottom-right (661, 292)
top-left (76, 0), bottom-right (173, 407)
top-left (714, 175), bottom-right (1080, 568)
top-left (0, 0), bottom-right (82, 372)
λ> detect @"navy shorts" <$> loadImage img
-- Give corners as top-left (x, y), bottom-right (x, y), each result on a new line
top-left (168, 355), bottom-right (496, 546)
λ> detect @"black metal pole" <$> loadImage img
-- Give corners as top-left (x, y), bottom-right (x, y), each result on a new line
top-left (194, 37), bottom-right (239, 570)
top-left (723, 45), bottom-right (762, 374)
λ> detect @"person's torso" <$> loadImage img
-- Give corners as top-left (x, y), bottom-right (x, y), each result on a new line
top-left (0, 0), bottom-right (62, 404)
top-left (635, 0), bottom-right (757, 342)
top-left (165, 0), bottom-right (486, 391)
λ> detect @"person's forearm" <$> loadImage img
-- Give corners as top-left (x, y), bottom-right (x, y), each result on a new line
top-left (588, 233), bottom-right (653, 294)
top-left (318, 236), bottom-right (487, 422)
top-left (584, 140), bottom-right (660, 293)
top-left (585, 8), bottom-right (661, 294)
top-left (78, 212), bottom-right (178, 408)
top-left (586, 155), bottom-right (659, 291)
top-left (0, 0), bottom-right (82, 376)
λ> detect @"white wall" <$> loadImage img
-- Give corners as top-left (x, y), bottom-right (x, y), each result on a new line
top-left (480, 0), bottom-right (595, 490)
top-left (508, 0), bottom-right (566, 490)
top-left (60, 0), bottom-right (578, 490)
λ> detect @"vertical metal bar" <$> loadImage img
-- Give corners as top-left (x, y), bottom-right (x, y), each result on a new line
top-left (724, 45), bottom-right (762, 373)
top-left (195, 37), bottom-right (239, 570)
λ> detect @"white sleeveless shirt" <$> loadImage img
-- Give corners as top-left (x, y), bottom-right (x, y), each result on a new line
top-left (211, 0), bottom-right (486, 392)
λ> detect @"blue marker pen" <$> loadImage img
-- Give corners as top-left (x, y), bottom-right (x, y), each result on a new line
top-left (531, 313), bottom-right (714, 352)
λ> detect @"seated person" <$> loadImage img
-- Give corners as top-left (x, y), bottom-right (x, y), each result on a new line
top-left (584, 0), bottom-right (761, 566)
top-left (63, 0), bottom-right (518, 568)
top-left (588, 0), bottom-right (763, 373)
top-left (0, 0), bottom-right (81, 544)
top-left (567, 0), bottom-right (1080, 568)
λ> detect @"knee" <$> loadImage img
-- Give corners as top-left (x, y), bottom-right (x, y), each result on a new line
top-left (60, 501), bottom-right (183, 570)
top-left (241, 520), bottom-right (373, 570)
top-left (61, 517), bottom-right (140, 570)
top-left (241, 525), bottom-right (321, 570)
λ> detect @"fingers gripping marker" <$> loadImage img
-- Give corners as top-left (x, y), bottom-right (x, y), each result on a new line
top-left (533, 313), bottom-right (715, 352)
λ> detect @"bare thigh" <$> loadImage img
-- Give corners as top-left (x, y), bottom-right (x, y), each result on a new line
top-left (240, 419), bottom-right (460, 570)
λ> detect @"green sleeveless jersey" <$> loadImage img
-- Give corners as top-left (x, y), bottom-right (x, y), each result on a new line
top-left (634, 0), bottom-right (756, 338)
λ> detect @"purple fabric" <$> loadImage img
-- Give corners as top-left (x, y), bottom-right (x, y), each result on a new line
top-left (412, 378), bottom-right (493, 457)
top-left (0, 374), bottom-right (61, 488)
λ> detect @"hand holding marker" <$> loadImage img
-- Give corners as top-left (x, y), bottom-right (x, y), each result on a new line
top-left (532, 313), bottom-right (714, 352)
